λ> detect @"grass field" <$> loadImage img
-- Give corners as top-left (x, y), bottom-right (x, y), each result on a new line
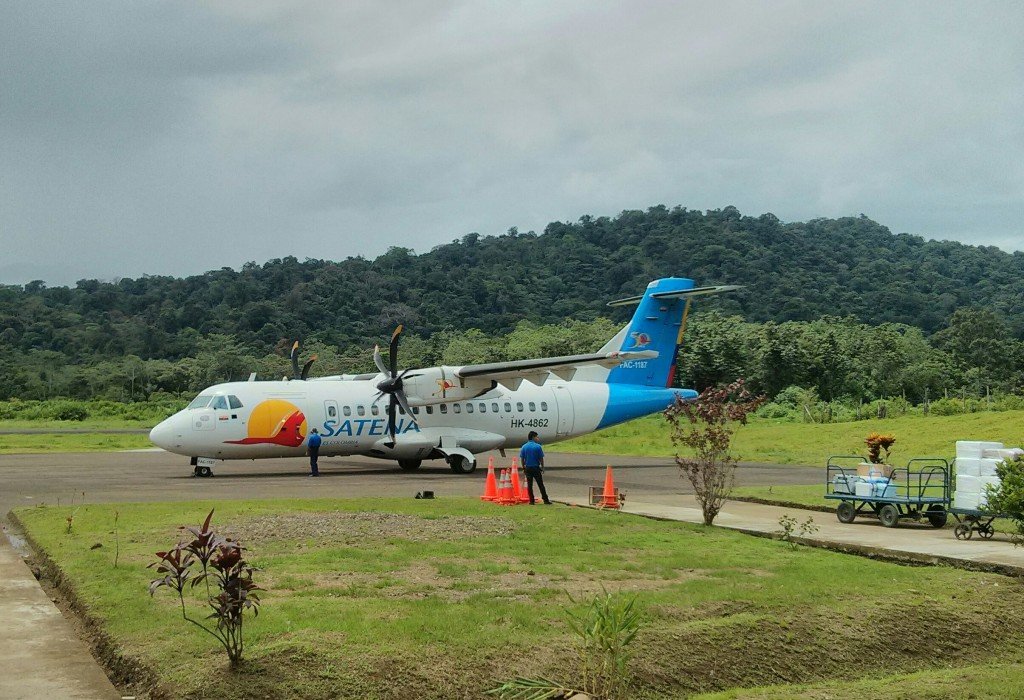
top-left (14, 497), bottom-right (1024, 699)
top-left (0, 432), bottom-right (151, 454)
top-left (555, 410), bottom-right (1024, 465)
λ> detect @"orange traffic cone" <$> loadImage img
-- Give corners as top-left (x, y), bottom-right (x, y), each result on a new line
top-left (509, 458), bottom-right (528, 504)
top-left (480, 456), bottom-right (498, 501)
top-left (601, 465), bottom-right (620, 509)
top-left (498, 469), bottom-right (514, 505)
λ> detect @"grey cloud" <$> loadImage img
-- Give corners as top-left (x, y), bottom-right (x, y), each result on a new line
top-left (1, 1), bottom-right (1021, 286)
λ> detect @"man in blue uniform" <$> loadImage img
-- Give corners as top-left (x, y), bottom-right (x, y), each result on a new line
top-left (307, 428), bottom-right (322, 477)
top-left (520, 431), bottom-right (551, 505)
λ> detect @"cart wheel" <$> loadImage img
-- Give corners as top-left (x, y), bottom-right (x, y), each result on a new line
top-left (954, 523), bottom-right (973, 540)
top-left (926, 504), bottom-right (948, 528)
top-left (836, 501), bottom-right (856, 524)
top-left (980, 524), bottom-right (995, 539)
top-left (878, 504), bottom-right (900, 528)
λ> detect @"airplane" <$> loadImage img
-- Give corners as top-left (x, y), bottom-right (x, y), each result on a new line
top-left (149, 277), bottom-right (738, 477)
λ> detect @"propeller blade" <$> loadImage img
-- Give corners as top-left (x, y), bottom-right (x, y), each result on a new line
top-left (388, 325), bottom-right (403, 377)
top-left (300, 355), bottom-right (317, 380)
top-left (394, 390), bottom-right (417, 426)
top-left (373, 345), bottom-right (388, 375)
top-left (385, 399), bottom-right (398, 448)
top-left (290, 341), bottom-right (301, 379)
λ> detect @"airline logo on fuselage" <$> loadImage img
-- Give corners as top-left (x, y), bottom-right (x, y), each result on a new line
top-left (629, 331), bottom-right (652, 348)
top-left (225, 399), bottom-right (306, 447)
top-left (320, 417), bottom-right (421, 438)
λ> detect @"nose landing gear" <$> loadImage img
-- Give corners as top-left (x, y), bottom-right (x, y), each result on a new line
top-left (190, 457), bottom-right (215, 478)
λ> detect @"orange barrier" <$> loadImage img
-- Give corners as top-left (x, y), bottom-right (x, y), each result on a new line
top-left (601, 465), bottom-right (620, 509)
top-left (480, 456), bottom-right (498, 501)
top-left (498, 469), bottom-right (515, 505)
top-left (510, 457), bottom-right (530, 504)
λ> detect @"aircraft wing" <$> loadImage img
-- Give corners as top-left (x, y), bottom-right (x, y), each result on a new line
top-left (452, 350), bottom-right (657, 386)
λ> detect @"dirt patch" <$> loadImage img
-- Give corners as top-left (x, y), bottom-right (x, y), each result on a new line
top-left (222, 511), bottom-right (515, 545)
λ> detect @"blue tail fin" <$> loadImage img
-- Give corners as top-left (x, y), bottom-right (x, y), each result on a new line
top-left (604, 277), bottom-right (695, 387)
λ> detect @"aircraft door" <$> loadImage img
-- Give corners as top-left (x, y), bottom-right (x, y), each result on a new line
top-left (324, 400), bottom-right (339, 431)
top-left (553, 386), bottom-right (574, 436)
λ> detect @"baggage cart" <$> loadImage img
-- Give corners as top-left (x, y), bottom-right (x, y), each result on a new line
top-left (825, 456), bottom-right (950, 528)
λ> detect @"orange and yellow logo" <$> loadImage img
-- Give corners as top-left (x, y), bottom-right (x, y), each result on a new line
top-left (225, 399), bottom-right (306, 447)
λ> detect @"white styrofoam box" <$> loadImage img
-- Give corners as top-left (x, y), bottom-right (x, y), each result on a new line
top-left (956, 441), bottom-right (1004, 459)
top-left (955, 492), bottom-right (988, 510)
top-left (833, 475), bottom-right (857, 494)
top-left (955, 458), bottom-right (1002, 478)
top-left (875, 484), bottom-right (897, 498)
top-left (956, 458), bottom-right (982, 478)
top-left (956, 474), bottom-right (1000, 494)
top-left (855, 481), bottom-right (875, 497)
top-left (982, 447), bottom-right (1024, 461)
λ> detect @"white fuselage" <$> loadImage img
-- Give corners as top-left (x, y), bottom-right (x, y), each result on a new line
top-left (150, 378), bottom-right (615, 463)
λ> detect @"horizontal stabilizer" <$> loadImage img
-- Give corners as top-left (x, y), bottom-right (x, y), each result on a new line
top-left (454, 350), bottom-right (657, 381)
top-left (607, 285), bottom-right (742, 307)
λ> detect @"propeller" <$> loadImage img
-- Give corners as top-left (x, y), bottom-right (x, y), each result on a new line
top-left (372, 325), bottom-right (419, 447)
top-left (289, 341), bottom-right (317, 380)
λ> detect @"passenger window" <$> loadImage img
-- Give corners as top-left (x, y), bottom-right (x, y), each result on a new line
top-left (504, 403), bottom-right (512, 412)
top-left (439, 404), bottom-right (447, 414)
top-left (212, 396), bottom-right (228, 410)
top-left (398, 405), bottom-right (405, 415)
top-left (357, 406), bottom-right (365, 417)
top-left (412, 407), bottom-right (419, 415)
top-left (327, 405), bottom-right (337, 418)
top-left (454, 404), bottom-right (462, 414)
top-left (529, 402), bottom-right (536, 412)
top-left (479, 403), bottom-right (487, 413)
top-left (516, 402), bottom-right (524, 412)
top-left (370, 404), bottom-right (380, 416)
top-left (228, 395), bottom-right (243, 409)
top-left (343, 406), bottom-right (351, 417)
top-left (492, 403), bottom-right (499, 412)
top-left (466, 403), bottom-right (474, 414)
top-left (426, 406), bottom-right (434, 415)
top-left (540, 402), bottom-right (548, 412)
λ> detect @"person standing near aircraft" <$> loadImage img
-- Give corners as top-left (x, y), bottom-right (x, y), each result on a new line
top-left (307, 428), bottom-right (322, 476)
top-left (520, 431), bottom-right (551, 505)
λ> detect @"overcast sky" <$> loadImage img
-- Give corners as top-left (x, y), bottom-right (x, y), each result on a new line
top-left (2, 1), bottom-right (1022, 286)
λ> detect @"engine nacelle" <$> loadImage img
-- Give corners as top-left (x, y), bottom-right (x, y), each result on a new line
top-left (402, 366), bottom-right (495, 405)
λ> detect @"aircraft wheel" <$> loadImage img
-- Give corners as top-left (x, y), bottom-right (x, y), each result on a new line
top-left (194, 465), bottom-right (213, 478)
top-left (398, 459), bottom-right (422, 471)
top-left (448, 455), bottom-right (476, 474)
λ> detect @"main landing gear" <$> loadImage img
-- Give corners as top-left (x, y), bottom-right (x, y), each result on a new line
top-left (447, 454), bottom-right (477, 474)
top-left (398, 459), bottom-right (422, 471)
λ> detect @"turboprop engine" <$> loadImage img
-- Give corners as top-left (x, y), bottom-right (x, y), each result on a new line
top-left (401, 367), bottom-right (495, 405)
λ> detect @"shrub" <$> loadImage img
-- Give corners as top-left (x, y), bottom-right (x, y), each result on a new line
top-left (149, 510), bottom-right (263, 668)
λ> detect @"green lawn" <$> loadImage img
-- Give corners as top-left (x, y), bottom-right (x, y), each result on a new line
top-left (555, 410), bottom-right (1024, 466)
top-left (14, 497), bottom-right (1024, 699)
top-left (0, 432), bottom-right (151, 454)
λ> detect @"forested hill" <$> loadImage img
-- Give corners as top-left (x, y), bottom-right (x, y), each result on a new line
top-left (2, 206), bottom-right (1023, 366)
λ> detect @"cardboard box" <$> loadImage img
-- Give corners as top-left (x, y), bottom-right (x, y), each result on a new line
top-left (855, 481), bottom-right (875, 497)
top-left (956, 457), bottom-right (1001, 478)
top-left (832, 475), bottom-right (857, 495)
top-left (982, 447), bottom-right (1024, 461)
top-left (857, 463), bottom-right (895, 478)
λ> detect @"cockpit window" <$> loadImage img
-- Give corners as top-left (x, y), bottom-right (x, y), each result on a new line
top-left (228, 395), bottom-right (243, 409)
top-left (187, 395), bottom-right (213, 409)
top-left (212, 396), bottom-right (229, 410)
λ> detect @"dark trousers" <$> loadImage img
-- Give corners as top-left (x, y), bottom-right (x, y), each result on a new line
top-left (309, 447), bottom-right (319, 475)
top-left (525, 467), bottom-right (549, 504)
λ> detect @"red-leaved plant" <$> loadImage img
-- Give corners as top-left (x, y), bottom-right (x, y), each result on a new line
top-left (665, 379), bottom-right (766, 525)
top-left (149, 510), bottom-right (262, 668)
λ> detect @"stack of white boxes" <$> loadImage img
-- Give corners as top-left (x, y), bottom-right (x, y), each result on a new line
top-left (955, 441), bottom-right (1023, 510)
